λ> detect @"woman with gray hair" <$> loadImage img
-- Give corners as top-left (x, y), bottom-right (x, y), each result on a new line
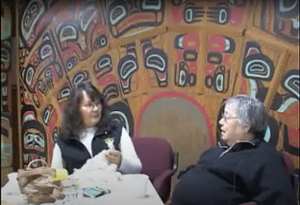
top-left (171, 94), bottom-right (297, 205)
top-left (219, 94), bottom-right (269, 146)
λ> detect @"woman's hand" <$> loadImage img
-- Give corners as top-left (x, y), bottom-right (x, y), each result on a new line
top-left (105, 150), bottom-right (122, 166)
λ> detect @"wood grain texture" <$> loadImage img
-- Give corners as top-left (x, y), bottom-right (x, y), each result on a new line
top-left (1, 1), bottom-right (13, 171)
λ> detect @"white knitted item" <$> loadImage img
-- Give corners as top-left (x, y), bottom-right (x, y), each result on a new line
top-left (67, 150), bottom-right (122, 189)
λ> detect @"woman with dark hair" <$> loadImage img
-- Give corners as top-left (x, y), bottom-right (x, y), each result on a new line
top-left (51, 81), bottom-right (142, 175)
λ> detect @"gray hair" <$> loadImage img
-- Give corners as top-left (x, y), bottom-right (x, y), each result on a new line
top-left (225, 94), bottom-right (268, 137)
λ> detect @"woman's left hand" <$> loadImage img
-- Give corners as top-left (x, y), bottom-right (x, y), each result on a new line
top-left (105, 150), bottom-right (122, 166)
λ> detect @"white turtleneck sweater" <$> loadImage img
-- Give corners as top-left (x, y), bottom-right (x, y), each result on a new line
top-left (51, 127), bottom-right (142, 174)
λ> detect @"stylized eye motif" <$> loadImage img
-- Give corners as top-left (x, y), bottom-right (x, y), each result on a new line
top-left (108, 1), bottom-right (128, 26)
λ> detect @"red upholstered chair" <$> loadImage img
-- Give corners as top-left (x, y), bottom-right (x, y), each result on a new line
top-left (281, 152), bottom-right (299, 197)
top-left (132, 137), bottom-right (179, 203)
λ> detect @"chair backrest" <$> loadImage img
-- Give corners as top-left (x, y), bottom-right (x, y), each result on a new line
top-left (132, 137), bottom-right (173, 182)
top-left (281, 152), bottom-right (298, 191)
top-left (282, 152), bottom-right (295, 176)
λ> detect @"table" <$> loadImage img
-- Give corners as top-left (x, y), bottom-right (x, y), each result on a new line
top-left (1, 174), bottom-right (164, 205)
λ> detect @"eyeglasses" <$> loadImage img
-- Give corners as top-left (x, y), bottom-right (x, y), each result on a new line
top-left (222, 114), bottom-right (237, 122)
top-left (82, 102), bottom-right (101, 109)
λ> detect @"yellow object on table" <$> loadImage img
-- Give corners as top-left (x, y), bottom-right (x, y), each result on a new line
top-left (51, 168), bottom-right (68, 181)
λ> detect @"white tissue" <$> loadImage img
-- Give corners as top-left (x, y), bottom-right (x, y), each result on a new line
top-left (68, 150), bottom-right (122, 190)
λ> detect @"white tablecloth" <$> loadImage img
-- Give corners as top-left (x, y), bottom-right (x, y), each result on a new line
top-left (1, 175), bottom-right (164, 205)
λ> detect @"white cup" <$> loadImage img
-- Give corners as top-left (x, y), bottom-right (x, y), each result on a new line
top-left (7, 172), bottom-right (17, 181)
top-left (129, 174), bottom-right (149, 198)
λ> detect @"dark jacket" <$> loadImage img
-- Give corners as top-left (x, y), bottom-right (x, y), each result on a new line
top-left (57, 122), bottom-right (122, 174)
top-left (172, 139), bottom-right (297, 205)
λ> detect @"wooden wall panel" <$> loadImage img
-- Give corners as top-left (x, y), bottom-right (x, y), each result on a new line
top-left (166, 0), bottom-right (252, 35)
top-left (1, 1), bottom-right (13, 170)
top-left (103, 0), bottom-right (167, 46)
top-left (250, 0), bottom-right (299, 45)
top-left (234, 33), bottom-right (288, 110)
top-left (137, 34), bottom-right (169, 93)
top-left (203, 34), bottom-right (243, 98)
top-left (114, 41), bottom-right (147, 98)
top-left (166, 32), bottom-right (204, 93)
top-left (273, 53), bottom-right (299, 128)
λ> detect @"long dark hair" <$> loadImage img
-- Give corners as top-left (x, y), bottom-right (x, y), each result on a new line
top-left (59, 81), bottom-right (113, 140)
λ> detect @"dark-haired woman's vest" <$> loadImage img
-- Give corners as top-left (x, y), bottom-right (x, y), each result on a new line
top-left (56, 124), bottom-right (122, 175)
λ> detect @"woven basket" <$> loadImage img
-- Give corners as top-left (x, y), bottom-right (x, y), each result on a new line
top-left (17, 159), bottom-right (65, 204)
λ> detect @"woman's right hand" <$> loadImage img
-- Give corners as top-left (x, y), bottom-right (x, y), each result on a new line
top-left (105, 150), bottom-right (122, 167)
